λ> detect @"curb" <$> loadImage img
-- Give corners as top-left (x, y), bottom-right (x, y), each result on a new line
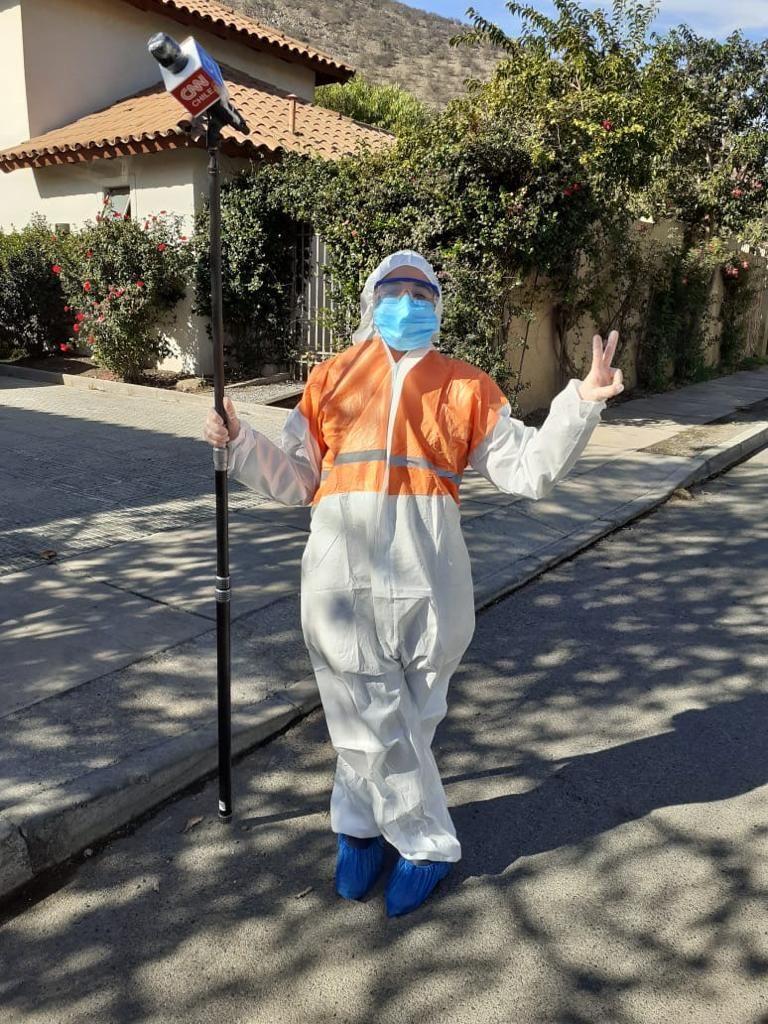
top-left (1, 416), bottom-right (766, 907)
top-left (0, 362), bottom-right (287, 419)
top-left (0, 675), bottom-right (321, 902)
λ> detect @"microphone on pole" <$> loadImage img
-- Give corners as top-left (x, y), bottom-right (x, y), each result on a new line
top-left (149, 32), bottom-right (250, 824)
top-left (148, 32), bottom-right (250, 133)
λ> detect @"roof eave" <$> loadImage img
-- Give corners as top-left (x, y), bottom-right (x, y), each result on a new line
top-left (0, 131), bottom-right (330, 173)
top-left (122, 0), bottom-right (354, 84)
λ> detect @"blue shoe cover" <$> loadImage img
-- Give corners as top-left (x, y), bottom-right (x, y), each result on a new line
top-left (385, 857), bottom-right (452, 917)
top-left (335, 834), bottom-right (385, 900)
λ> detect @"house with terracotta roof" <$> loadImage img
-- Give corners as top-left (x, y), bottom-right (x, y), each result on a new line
top-left (0, 0), bottom-right (389, 373)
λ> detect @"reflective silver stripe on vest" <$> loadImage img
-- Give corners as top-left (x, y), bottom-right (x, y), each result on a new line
top-left (320, 449), bottom-right (461, 486)
top-left (333, 449), bottom-right (388, 465)
top-left (389, 455), bottom-right (462, 486)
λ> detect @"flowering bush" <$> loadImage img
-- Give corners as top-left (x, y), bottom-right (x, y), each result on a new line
top-left (0, 216), bottom-right (69, 358)
top-left (55, 201), bottom-right (192, 381)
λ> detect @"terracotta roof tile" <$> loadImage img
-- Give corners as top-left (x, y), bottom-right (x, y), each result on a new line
top-left (122, 0), bottom-right (353, 83)
top-left (0, 65), bottom-right (392, 171)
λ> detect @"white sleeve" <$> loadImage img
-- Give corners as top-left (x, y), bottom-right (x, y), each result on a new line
top-left (225, 406), bottom-right (322, 506)
top-left (467, 378), bottom-right (606, 500)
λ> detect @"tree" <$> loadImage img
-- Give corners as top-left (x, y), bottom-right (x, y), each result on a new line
top-left (315, 75), bottom-right (432, 135)
top-left (643, 27), bottom-right (768, 241)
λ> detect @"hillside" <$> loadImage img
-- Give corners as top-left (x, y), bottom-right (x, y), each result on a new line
top-left (238, 0), bottom-right (501, 106)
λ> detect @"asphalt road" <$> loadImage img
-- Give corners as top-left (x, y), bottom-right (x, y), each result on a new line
top-left (2, 446), bottom-right (767, 1024)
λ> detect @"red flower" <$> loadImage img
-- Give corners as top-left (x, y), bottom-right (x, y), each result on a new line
top-left (160, 210), bottom-right (167, 214)
top-left (136, 280), bottom-right (145, 288)
top-left (563, 186), bottom-right (573, 197)
top-left (601, 119), bottom-right (613, 130)
top-left (113, 212), bottom-right (122, 219)
top-left (157, 243), bottom-right (167, 252)
top-left (59, 342), bottom-right (70, 352)
top-left (83, 281), bottom-right (92, 292)
top-left (75, 312), bottom-right (85, 322)
top-left (116, 288), bottom-right (124, 297)
top-left (732, 188), bottom-right (744, 198)
top-left (52, 264), bottom-right (61, 274)
top-left (73, 323), bottom-right (81, 333)
top-left (180, 235), bottom-right (188, 241)
top-left (86, 249), bottom-right (93, 258)
top-left (64, 305), bottom-right (70, 312)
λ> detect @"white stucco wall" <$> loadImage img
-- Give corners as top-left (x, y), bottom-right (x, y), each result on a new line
top-left (0, 2), bottom-right (30, 147)
top-left (17, 0), bottom-right (314, 141)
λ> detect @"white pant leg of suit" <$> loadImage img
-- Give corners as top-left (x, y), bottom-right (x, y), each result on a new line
top-left (226, 347), bottom-right (607, 865)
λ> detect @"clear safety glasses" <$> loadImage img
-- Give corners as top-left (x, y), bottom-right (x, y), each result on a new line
top-left (373, 277), bottom-right (440, 305)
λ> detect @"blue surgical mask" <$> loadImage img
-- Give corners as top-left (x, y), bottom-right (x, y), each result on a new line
top-left (373, 295), bottom-right (439, 351)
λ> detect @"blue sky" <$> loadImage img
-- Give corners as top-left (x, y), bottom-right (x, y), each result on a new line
top-left (398, 1), bottom-right (767, 41)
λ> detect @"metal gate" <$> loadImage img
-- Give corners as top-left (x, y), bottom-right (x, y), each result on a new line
top-left (291, 226), bottom-right (341, 379)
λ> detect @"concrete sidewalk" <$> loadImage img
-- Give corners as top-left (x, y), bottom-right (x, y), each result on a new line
top-left (2, 364), bottom-right (768, 902)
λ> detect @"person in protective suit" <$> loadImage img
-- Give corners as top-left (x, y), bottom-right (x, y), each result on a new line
top-left (204, 249), bottom-right (623, 917)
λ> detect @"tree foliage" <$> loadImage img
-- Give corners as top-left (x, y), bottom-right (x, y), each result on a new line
top-left (315, 75), bottom-right (432, 135)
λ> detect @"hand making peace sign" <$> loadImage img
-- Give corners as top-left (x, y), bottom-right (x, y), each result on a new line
top-left (578, 330), bottom-right (624, 403)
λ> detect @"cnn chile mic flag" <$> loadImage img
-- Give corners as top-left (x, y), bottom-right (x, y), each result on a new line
top-left (158, 37), bottom-right (229, 118)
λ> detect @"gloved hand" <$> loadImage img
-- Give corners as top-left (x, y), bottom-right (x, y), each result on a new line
top-left (578, 330), bottom-right (624, 402)
top-left (203, 395), bottom-right (241, 447)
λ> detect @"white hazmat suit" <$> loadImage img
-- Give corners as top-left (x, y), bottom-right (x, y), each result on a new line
top-left (226, 250), bottom-right (607, 863)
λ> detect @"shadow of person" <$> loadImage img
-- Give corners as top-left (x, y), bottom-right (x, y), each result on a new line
top-left (450, 692), bottom-right (768, 879)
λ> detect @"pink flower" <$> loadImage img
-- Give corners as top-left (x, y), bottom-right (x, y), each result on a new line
top-left (601, 119), bottom-right (613, 131)
top-left (98, 315), bottom-right (105, 322)
top-left (73, 323), bottom-right (81, 333)
top-left (75, 312), bottom-right (85, 322)
top-left (59, 342), bottom-right (71, 351)
top-left (52, 264), bottom-right (61, 275)
top-left (63, 305), bottom-right (70, 312)
top-left (732, 188), bottom-right (744, 198)
top-left (157, 243), bottom-right (167, 252)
